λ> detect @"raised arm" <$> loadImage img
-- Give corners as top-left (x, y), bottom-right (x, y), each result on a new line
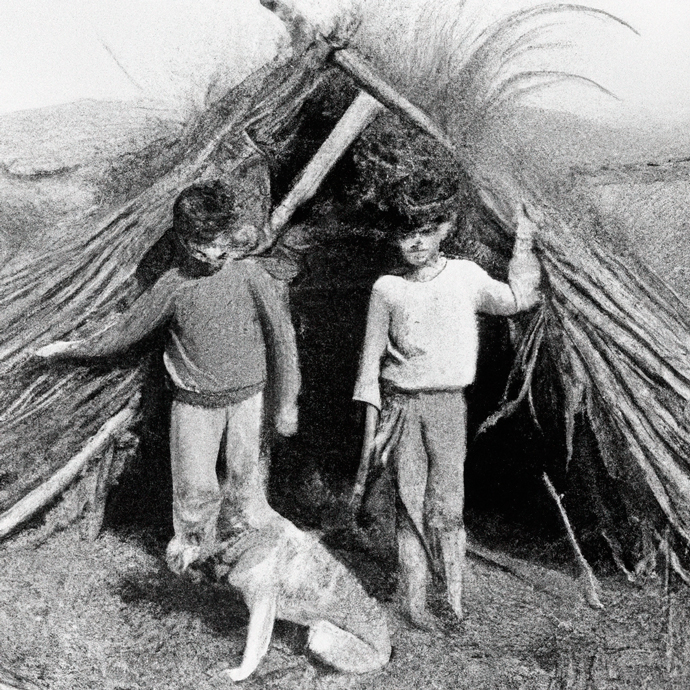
top-left (35, 272), bottom-right (178, 360)
top-left (246, 261), bottom-right (301, 435)
top-left (476, 208), bottom-right (541, 315)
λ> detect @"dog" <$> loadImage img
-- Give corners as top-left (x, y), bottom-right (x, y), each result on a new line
top-left (167, 505), bottom-right (391, 682)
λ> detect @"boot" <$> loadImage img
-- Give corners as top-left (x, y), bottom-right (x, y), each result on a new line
top-left (440, 527), bottom-right (466, 620)
top-left (397, 527), bottom-right (439, 631)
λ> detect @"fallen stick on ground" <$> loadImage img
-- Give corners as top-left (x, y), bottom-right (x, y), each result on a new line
top-left (0, 397), bottom-right (139, 541)
top-left (466, 539), bottom-right (583, 603)
top-left (543, 472), bottom-right (604, 609)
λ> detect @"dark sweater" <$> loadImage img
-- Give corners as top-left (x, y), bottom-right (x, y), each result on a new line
top-left (69, 258), bottom-right (300, 409)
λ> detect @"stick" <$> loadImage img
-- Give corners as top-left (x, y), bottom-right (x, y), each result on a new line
top-left (466, 539), bottom-right (581, 603)
top-left (84, 441), bottom-right (116, 542)
top-left (0, 398), bottom-right (138, 541)
top-left (601, 530), bottom-right (635, 583)
top-left (258, 90), bottom-right (384, 251)
top-left (543, 473), bottom-right (604, 609)
top-left (332, 48), bottom-right (458, 156)
top-left (669, 547), bottom-right (690, 586)
top-left (663, 526), bottom-right (673, 675)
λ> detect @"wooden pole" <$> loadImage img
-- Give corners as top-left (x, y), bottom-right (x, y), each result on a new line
top-left (261, 90), bottom-right (384, 248)
top-left (0, 399), bottom-right (138, 541)
top-left (332, 48), bottom-right (458, 157)
top-left (543, 473), bottom-right (604, 609)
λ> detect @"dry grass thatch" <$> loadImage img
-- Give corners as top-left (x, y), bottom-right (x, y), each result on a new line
top-left (1, 0), bottom-right (689, 575)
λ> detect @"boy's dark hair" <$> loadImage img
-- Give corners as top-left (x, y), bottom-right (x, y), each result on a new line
top-left (173, 181), bottom-right (237, 244)
top-left (395, 174), bottom-right (459, 227)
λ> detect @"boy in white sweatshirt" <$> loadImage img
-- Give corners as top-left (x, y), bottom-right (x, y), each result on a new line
top-left (353, 203), bottom-right (540, 629)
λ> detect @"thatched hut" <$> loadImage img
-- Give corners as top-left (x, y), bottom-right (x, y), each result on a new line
top-left (1, 0), bottom-right (689, 593)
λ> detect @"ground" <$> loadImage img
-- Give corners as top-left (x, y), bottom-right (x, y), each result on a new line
top-left (1, 516), bottom-right (689, 690)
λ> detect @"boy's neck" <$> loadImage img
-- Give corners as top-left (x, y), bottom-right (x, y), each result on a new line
top-left (404, 255), bottom-right (447, 283)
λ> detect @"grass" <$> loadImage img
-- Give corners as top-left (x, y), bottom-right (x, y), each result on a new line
top-left (1, 512), bottom-right (689, 690)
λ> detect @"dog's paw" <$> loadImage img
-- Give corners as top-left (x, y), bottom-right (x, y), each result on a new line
top-left (220, 666), bottom-right (253, 683)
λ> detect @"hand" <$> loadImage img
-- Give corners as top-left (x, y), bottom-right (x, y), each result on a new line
top-left (274, 403), bottom-right (298, 437)
top-left (33, 340), bottom-right (78, 359)
top-left (515, 204), bottom-right (538, 244)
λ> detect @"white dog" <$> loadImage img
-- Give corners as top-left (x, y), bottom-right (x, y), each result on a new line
top-left (168, 505), bottom-right (391, 682)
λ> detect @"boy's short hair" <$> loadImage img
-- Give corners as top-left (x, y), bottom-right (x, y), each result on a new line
top-left (173, 181), bottom-right (238, 245)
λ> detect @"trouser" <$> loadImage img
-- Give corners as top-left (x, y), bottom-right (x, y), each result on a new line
top-left (375, 388), bottom-right (467, 615)
top-left (378, 388), bottom-right (466, 537)
top-left (168, 391), bottom-right (268, 554)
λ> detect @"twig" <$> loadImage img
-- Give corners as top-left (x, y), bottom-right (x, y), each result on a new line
top-left (669, 548), bottom-right (690, 586)
top-left (663, 526), bottom-right (673, 676)
top-left (466, 539), bottom-right (580, 603)
top-left (543, 473), bottom-right (604, 609)
top-left (601, 530), bottom-right (635, 583)
top-left (84, 441), bottom-right (116, 542)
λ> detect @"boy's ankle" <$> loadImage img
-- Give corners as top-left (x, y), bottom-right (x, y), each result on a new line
top-left (402, 604), bottom-right (441, 633)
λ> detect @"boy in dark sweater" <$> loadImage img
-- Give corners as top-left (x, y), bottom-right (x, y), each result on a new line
top-left (35, 181), bottom-right (301, 572)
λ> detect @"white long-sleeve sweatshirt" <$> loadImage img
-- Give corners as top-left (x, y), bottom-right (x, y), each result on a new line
top-left (353, 242), bottom-right (540, 410)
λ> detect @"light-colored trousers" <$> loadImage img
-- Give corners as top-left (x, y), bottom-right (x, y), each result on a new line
top-left (169, 391), bottom-right (269, 552)
top-left (376, 388), bottom-right (467, 537)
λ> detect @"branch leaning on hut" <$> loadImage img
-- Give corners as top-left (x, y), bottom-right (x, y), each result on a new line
top-left (0, 395), bottom-right (140, 542)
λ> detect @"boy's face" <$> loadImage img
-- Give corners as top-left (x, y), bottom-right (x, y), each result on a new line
top-left (183, 224), bottom-right (259, 267)
top-left (396, 221), bottom-right (450, 268)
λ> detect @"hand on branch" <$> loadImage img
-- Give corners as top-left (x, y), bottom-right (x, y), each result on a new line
top-left (515, 204), bottom-right (539, 245)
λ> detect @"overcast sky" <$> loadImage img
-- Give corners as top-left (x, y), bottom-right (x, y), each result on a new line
top-left (0, 0), bottom-right (688, 128)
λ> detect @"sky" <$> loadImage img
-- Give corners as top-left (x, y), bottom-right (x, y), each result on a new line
top-left (0, 0), bottom-right (689, 128)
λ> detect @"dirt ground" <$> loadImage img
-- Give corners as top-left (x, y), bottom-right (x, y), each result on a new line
top-left (1, 514), bottom-right (690, 690)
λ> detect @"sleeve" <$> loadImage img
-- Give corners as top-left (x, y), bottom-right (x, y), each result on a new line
top-left (473, 263), bottom-right (519, 316)
top-left (352, 282), bottom-right (390, 411)
top-left (473, 239), bottom-right (541, 316)
top-left (66, 271), bottom-right (178, 357)
top-left (245, 261), bottom-right (301, 410)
